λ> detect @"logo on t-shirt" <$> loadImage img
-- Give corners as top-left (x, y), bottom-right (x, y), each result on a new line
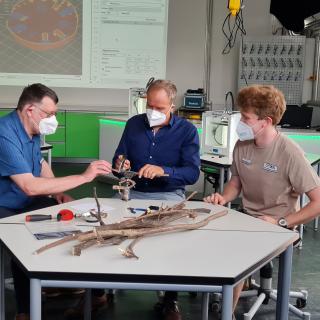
top-left (263, 162), bottom-right (278, 173)
top-left (241, 158), bottom-right (252, 165)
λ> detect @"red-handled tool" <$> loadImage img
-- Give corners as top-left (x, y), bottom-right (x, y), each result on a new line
top-left (56, 209), bottom-right (74, 221)
top-left (25, 209), bottom-right (75, 222)
top-left (25, 214), bottom-right (52, 222)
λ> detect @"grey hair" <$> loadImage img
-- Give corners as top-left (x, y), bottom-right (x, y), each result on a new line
top-left (147, 79), bottom-right (177, 103)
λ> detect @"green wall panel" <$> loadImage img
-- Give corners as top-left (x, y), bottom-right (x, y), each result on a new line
top-left (56, 111), bottom-right (66, 125)
top-left (50, 143), bottom-right (66, 157)
top-left (45, 127), bottom-right (65, 142)
top-left (66, 112), bottom-right (101, 158)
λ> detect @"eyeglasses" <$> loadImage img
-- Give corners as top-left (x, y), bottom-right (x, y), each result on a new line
top-left (33, 104), bottom-right (57, 118)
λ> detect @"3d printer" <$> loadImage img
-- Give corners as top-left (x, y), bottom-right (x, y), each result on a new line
top-left (129, 87), bottom-right (147, 118)
top-left (202, 110), bottom-right (240, 157)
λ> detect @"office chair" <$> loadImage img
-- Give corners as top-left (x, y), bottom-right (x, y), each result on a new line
top-left (208, 251), bottom-right (310, 319)
top-left (240, 261), bottom-right (310, 320)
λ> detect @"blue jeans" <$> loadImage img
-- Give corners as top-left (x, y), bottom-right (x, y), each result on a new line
top-left (114, 189), bottom-right (185, 201)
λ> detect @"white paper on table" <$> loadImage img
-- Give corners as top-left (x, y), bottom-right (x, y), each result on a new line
top-left (70, 202), bottom-right (115, 214)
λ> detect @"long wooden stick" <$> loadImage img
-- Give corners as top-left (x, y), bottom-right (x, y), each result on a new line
top-left (33, 231), bottom-right (88, 255)
top-left (78, 209), bottom-right (228, 242)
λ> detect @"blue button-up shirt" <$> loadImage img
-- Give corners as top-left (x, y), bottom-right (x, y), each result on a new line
top-left (113, 114), bottom-right (200, 193)
top-left (0, 111), bottom-right (42, 210)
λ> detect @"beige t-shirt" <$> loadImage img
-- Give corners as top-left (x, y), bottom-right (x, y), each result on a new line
top-left (231, 132), bottom-right (320, 218)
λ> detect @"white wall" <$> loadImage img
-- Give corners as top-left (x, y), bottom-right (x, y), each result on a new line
top-left (166, 0), bottom-right (206, 106)
top-left (210, 0), bottom-right (273, 106)
top-left (2, 0), bottom-right (312, 110)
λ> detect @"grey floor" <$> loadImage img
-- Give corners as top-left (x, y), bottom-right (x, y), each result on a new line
top-left (3, 163), bottom-right (320, 320)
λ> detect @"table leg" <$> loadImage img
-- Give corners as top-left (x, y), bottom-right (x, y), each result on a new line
top-left (314, 164), bottom-right (320, 231)
top-left (30, 278), bottom-right (42, 320)
top-left (222, 285), bottom-right (233, 320)
top-left (48, 148), bottom-right (52, 168)
top-left (314, 217), bottom-right (319, 231)
top-left (276, 244), bottom-right (293, 320)
top-left (201, 293), bottom-right (209, 320)
top-left (298, 194), bottom-right (306, 249)
top-left (219, 168), bottom-right (225, 193)
top-left (203, 172), bottom-right (207, 197)
top-left (84, 288), bottom-right (92, 320)
top-left (227, 168), bottom-right (232, 208)
top-left (0, 245), bottom-right (4, 320)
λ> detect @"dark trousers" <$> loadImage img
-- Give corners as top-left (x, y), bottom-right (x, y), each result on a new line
top-left (164, 291), bottom-right (178, 302)
top-left (0, 196), bottom-right (58, 314)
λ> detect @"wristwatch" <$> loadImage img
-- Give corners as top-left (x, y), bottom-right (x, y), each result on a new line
top-left (278, 217), bottom-right (288, 228)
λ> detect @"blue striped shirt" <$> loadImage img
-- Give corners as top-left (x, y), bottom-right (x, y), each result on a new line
top-left (0, 111), bottom-right (42, 210)
top-left (113, 114), bottom-right (200, 193)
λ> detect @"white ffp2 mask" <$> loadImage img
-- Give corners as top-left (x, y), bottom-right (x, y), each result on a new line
top-left (39, 116), bottom-right (58, 135)
top-left (146, 109), bottom-right (167, 127)
top-left (236, 120), bottom-right (255, 141)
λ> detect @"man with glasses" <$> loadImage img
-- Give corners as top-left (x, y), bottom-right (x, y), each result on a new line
top-left (0, 83), bottom-right (112, 320)
top-left (111, 79), bottom-right (200, 320)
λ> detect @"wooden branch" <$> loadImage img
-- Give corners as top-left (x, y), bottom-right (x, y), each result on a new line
top-left (72, 236), bottom-right (127, 256)
top-left (34, 192), bottom-right (227, 259)
top-left (118, 209), bottom-right (227, 259)
top-left (33, 231), bottom-right (87, 255)
top-left (120, 237), bottom-right (143, 259)
top-left (93, 187), bottom-right (106, 226)
top-left (97, 208), bottom-right (210, 232)
top-left (169, 191), bottom-right (197, 211)
top-left (78, 209), bottom-right (228, 242)
top-left (72, 239), bottom-right (98, 256)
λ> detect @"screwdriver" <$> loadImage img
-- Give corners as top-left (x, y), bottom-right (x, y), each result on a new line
top-left (25, 214), bottom-right (52, 222)
top-left (25, 209), bottom-right (75, 222)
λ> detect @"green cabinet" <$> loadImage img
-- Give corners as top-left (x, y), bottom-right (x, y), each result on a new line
top-left (0, 109), bottom-right (102, 159)
top-left (66, 112), bottom-right (101, 158)
top-left (0, 109), bottom-right (13, 117)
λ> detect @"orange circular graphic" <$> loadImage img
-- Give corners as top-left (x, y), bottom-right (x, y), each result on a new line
top-left (7, 0), bottom-right (79, 51)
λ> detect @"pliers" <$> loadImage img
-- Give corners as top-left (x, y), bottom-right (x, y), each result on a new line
top-left (127, 207), bottom-right (146, 214)
top-left (127, 206), bottom-right (160, 214)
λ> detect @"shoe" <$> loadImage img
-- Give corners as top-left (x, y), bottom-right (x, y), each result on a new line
top-left (163, 301), bottom-right (182, 320)
top-left (59, 288), bottom-right (86, 296)
top-left (15, 314), bottom-right (30, 320)
top-left (42, 287), bottom-right (85, 298)
top-left (42, 288), bottom-right (61, 298)
top-left (64, 293), bottom-right (108, 318)
top-left (293, 234), bottom-right (302, 248)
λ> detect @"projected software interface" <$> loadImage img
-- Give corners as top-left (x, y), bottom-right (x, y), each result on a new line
top-left (0, 0), bottom-right (168, 88)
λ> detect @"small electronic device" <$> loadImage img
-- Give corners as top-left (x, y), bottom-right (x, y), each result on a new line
top-left (183, 88), bottom-right (206, 109)
top-left (202, 110), bottom-right (241, 157)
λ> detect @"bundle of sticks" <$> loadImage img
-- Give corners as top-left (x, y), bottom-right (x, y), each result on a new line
top-left (34, 191), bottom-right (227, 259)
